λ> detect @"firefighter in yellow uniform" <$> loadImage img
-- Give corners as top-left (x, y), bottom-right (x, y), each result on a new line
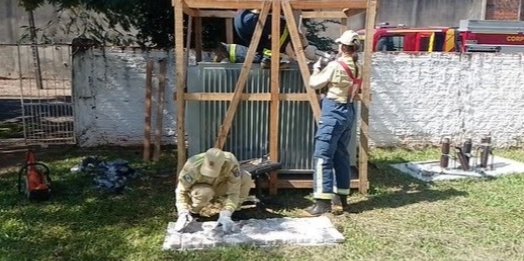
top-left (173, 148), bottom-right (254, 233)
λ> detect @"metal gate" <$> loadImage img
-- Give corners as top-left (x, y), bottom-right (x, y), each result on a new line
top-left (0, 44), bottom-right (74, 145)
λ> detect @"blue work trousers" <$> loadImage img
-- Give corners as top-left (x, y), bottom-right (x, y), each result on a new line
top-left (312, 98), bottom-right (356, 200)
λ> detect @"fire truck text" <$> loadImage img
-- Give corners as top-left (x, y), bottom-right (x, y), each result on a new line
top-left (506, 36), bottom-right (524, 42)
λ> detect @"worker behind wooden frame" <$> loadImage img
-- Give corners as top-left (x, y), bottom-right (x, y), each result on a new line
top-left (211, 42), bottom-right (263, 64)
top-left (233, 9), bottom-right (311, 69)
top-left (173, 148), bottom-right (255, 233)
top-left (305, 30), bottom-right (363, 216)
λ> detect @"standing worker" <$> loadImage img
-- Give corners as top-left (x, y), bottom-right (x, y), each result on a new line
top-left (173, 148), bottom-right (255, 233)
top-left (233, 9), bottom-right (310, 69)
top-left (304, 30), bottom-right (363, 216)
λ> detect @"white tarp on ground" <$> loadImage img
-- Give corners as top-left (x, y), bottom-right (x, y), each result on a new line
top-left (162, 216), bottom-right (345, 251)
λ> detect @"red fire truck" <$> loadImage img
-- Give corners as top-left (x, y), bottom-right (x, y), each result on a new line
top-left (357, 20), bottom-right (524, 53)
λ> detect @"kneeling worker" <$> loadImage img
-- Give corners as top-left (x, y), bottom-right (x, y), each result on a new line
top-left (173, 148), bottom-right (254, 233)
top-left (212, 42), bottom-right (263, 64)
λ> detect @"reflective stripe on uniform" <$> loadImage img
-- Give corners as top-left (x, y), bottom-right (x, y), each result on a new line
top-left (263, 25), bottom-right (290, 57)
top-left (334, 188), bottom-right (350, 195)
top-left (229, 44), bottom-right (237, 63)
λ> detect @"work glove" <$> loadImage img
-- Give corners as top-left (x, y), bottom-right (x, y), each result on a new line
top-left (216, 210), bottom-right (235, 233)
top-left (313, 57), bottom-right (323, 74)
top-left (173, 209), bottom-right (193, 232)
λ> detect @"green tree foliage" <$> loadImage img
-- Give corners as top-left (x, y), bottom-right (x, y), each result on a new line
top-left (302, 19), bottom-right (339, 52)
top-left (18, 0), bottom-right (334, 50)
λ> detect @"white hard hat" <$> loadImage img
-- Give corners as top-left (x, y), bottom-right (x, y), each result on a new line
top-left (335, 30), bottom-right (360, 46)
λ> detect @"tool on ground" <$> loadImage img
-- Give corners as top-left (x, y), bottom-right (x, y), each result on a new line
top-left (239, 156), bottom-right (282, 209)
top-left (17, 149), bottom-right (51, 201)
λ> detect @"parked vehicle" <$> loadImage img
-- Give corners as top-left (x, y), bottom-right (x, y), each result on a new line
top-left (357, 20), bottom-right (524, 53)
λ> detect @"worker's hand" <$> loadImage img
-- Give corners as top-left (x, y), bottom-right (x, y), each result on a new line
top-left (217, 210), bottom-right (235, 233)
top-left (313, 57), bottom-right (323, 73)
top-left (174, 209), bottom-right (193, 232)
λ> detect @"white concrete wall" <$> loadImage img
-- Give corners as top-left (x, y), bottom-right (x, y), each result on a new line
top-left (369, 52), bottom-right (524, 148)
top-left (73, 49), bottom-right (524, 148)
top-left (72, 48), bottom-right (177, 146)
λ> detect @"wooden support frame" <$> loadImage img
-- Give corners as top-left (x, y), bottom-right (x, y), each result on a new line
top-left (174, 0), bottom-right (377, 195)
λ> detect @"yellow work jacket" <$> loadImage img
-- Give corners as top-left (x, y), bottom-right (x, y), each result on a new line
top-left (175, 152), bottom-right (242, 213)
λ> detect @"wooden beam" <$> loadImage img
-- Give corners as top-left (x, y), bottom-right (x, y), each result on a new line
top-left (344, 9), bottom-right (366, 17)
top-left (359, 0), bottom-right (377, 195)
top-left (185, 0), bottom-right (367, 10)
top-left (301, 10), bottom-right (361, 19)
top-left (153, 59), bottom-right (167, 162)
top-left (197, 9), bottom-right (366, 19)
top-left (183, 93), bottom-right (315, 101)
top-left (198, 10), bottom-right (237, 18)
top-left (281, 2), bottom-right (321, 122)
top-left (181, 1), bottom-right (199, 17)
top-left (291, 1), bottom-right (367, 9)
top-left (269, 1), bottom-right (281, 196)
top-left (214, 1), bottom-right (271, 150)
top-left (175, 0), bottom-right (186, 175)
top-left (194, 18), bottom-right (203, 62)
top-left (181, 92), bottom-right (364, 102)
top-left (225, 18), bottom-right (234, 44)
top-left (143, 60), bottom-right (153, 162)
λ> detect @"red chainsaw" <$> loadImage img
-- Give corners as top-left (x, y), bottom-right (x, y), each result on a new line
top-left (17, 149), bottom-right (51, 201)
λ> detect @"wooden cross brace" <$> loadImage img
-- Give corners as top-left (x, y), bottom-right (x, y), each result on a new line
top-left (214, 1), bottom-right (322, 150)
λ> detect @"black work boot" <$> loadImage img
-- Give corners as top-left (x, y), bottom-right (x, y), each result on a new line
top-left (331, 195), bottom-right (349, 215)
top-left (305, 199), bottom-right (332, 216)
top-left (338, 195), bottom-right (349, 211)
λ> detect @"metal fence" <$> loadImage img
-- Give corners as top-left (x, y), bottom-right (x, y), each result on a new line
top-left (0, 43), bottom-right (74, 145)
top-left (186, 63), bottom-right (358, 172)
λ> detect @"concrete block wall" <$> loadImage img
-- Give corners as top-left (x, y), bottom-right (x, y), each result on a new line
top-left (369, 52), bottom-right (524, 148)
top-left (72, 48), bottom-right (176, 147)
top-left (72, 48), bottom-right (524, 148)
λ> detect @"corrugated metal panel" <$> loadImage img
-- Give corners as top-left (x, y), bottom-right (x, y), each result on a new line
top-left (186, 63), bottom-right (357, 172)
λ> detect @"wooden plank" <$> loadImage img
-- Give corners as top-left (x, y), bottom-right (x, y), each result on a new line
top-left (225, 18), bottom-right (234, 44)
top-left (181, 92), bottom-right (364, 101)
top-left (214, 1), bottom-right (271, 150)
top-left (175, 0), bottom-right (186, 175)
top-left (183, 93), bottom-right (320, 101)
top-left (281, 2), bottom-right (321, 123)
top-left (358, 0), bottom-right (377, 195)
top-left (198, 10), bottom-right (237, 18)
top-left (185, 0), bottom-right (367, 10)
top-left (291, 1), bottom-right (367, 9)
top-left (197, 9), bottom-right (366, 19)
top-left (269, 1), bottom-right (281, 196)
top-left (153, 59), bottom-right (167, 162)
top-left (194, 18), bottom-right (203, 62)
top-left (344, 9), bottom-right (366, 17)
top-left (182, 1), bottom-right (199, 17)
top-left (301, 11), bottom-right (350, 19)
top-left (143, 60), bottom-right (154, 162)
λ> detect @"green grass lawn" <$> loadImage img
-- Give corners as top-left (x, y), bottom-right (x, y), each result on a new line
top-left (1, 147), bottom-right (524, 261)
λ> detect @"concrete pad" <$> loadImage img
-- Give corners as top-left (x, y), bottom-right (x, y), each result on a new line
top-left (162, 216), bottom-right (345, 251)
top-left (390, 156), bottom-right (524, 182)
